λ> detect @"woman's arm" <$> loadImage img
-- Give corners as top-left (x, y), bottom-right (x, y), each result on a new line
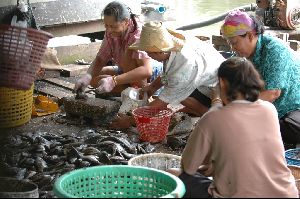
top-left (259, 89), bottom-right (281, 102)
top-left (181, 121), bottom-right (212, 175)
top-left (141, 76), bottom-right (163, 97)
top-left (149, 98), bottom-right (168, 109)
top-left (112, 49), bottom-right (153, 86)
top-left (88, 56), bottom-right (107, 78)
top-left (114, 58), bottom-right (152, 86)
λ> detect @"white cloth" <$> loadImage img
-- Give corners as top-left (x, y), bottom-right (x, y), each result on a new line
top-left (159, 36), bottom-right (225, 104)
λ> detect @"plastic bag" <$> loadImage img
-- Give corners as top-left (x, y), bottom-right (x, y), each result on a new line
top-left (32, 95), bottom-right (59, 116)
top-left (118, 87), bottom-right (149, 114)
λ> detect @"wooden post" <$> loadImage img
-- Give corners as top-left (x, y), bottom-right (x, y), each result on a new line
top-left (212, 35), bottom-right (231, 52)
top-left (288, 40), bottom-right (300, 51)
top-left (278, 33), bottom-right (289, 43)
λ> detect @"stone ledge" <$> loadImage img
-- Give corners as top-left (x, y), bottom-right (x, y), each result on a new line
top-left (62, 97), bottom-right (121, 122)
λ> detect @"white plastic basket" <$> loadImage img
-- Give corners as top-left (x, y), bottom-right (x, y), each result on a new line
top-left (128, 153), bottom-right (181, 171)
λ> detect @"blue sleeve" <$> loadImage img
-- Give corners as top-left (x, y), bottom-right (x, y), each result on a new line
top-left (261, 42), bottom-right (290, 90)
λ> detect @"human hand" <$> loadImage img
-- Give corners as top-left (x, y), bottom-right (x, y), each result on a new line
top-left (110, 113), bottom-right (135, 130)
top-left (211, 83), bottom-right (221, 99)
top-left (96, 76), bottom-right (116, 94)
top-left (74, 74), bottom-right (92, 92)
top-left (198, 164), bottom-right (214, 177)
top-left (141, 84), bottom-right (155, 99)
top-left (210, 83), bottom-right (223, 108)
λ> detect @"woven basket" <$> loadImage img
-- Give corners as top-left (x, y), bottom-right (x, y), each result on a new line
top-left (128, 153), bottom-right (182, 171)
top-left (288, 165), bottom-right (300, 194)
top-left (53, 165), bottom-right (186, 198)
top-left (0, 24), bottom-right (53, 90)
top-left (285, 148), bottom-right (300, 166)
top-left (0, 177), bottom-right (38, 198)
top-left (0, 85), bottom-right (34, 128)
top-left (132, 107), bottom-right (173, 143)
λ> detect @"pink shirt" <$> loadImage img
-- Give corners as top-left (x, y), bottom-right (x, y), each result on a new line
top-left (96, 18), bottom-right (149, 65)
top-left (182, 100), bottom-right (298, 198)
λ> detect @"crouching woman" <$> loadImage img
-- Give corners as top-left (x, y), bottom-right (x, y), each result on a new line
top-left (169, 57), bottom-right (298, 198)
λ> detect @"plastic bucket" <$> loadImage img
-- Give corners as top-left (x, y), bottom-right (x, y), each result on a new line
top-left (0, 177), bottom-right (38, 198)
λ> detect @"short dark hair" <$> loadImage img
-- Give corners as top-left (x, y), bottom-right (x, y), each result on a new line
top-left (218, 57), bottom-right (265, 102)
top-left (102, 1), bottom-right (138, 32)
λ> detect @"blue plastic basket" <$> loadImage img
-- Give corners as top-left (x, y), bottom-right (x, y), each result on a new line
top-left (285, 148), bottom-right (300, 166)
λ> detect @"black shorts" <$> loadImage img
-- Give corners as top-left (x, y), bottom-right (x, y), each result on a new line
top-left (280, 109), bottom-right (300, 145)
top-left (179, 171), bottom-right (213, 198)
top-left (189, 89), bottom-right (212, 108)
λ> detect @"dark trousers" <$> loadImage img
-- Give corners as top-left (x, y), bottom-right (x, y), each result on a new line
top-left (179, 172), bottom-right (213, 198)
top-left (280, 109), bottom-right (300, 146)
top-left (189, 89), bottom-right (212, 108)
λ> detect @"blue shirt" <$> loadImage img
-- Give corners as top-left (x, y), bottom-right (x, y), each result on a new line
top-left (251, 34), bottom-right (300, 118)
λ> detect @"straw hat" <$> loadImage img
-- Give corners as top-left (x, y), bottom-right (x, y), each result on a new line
top-left (129, 21), bottom-right (185, 52)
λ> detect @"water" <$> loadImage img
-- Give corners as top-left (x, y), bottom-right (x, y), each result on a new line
top-left (163, 0), bottom-right (255, 36)
top-left (48, 0), bottom-right (255, 47)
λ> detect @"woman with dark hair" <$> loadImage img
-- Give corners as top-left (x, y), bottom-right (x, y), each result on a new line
top-left (74, 1), bottom-right (162, 95)
top-left (168, 57), bottom-right (298, 198)
top-left (220, 10), bottom-right (300, 148)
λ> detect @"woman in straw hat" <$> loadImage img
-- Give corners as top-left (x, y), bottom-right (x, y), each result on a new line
top-left (168, 57), bottom-right (298, 198)
top-left (132, 22), bottom-right (225, 114)
top-left (74, 1), bottom-right (162, 96)
top-left (220, 10), bottom-right (300, 149)
top-left (110, 21), bottom-right (225, 129)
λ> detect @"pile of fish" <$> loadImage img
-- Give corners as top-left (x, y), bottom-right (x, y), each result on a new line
top-left (0, 130), bottom-right (156, 198)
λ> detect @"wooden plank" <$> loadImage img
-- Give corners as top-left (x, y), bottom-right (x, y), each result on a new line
top-left (35, 86), bottom-right (74, 99)
top-left (35, 79), bottom-right (95, 99)
top-left (278, 33), bottom-right (289, 42)
top-left (32, 0), bottom-right (113, 27)
top-left (196, 35), bottom-right (211, 42)
top-left (60, 64), bottom-right (89, 77)
top-left (212, 35), bottom-right (227, 46)
top-left (30, 0), bottom-right (141, 27)
top-left (289, 40), bottom-right (300, 51)
top-left (43, 21), bottom-right (104, 38)
top-left (211, 35), bottom-right (231, 51)
top-left (43, 70), bottom-right (61, 79)
top-left (44, 78), bottom-right (75, 90)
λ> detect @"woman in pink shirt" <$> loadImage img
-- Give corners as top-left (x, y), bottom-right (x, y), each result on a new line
top-left (74, 1), bottom-right (161, 95)
top-left (169, 57), bottom-right (298, 198)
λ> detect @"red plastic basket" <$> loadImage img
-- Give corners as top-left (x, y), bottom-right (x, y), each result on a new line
top-left (0, 24), bottom-right (53, 90)
top-left (132, 106), bottom-right (173, 143)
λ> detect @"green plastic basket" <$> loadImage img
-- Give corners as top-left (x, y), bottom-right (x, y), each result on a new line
top-left (53, 165), bottom-right (185, 198)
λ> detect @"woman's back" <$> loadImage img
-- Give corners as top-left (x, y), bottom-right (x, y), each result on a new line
top-left (200, 100), bottom-right (298, 197)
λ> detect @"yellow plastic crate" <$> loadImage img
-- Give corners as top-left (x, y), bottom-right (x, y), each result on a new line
top-left (0, 85), bottom-right (33, 128)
